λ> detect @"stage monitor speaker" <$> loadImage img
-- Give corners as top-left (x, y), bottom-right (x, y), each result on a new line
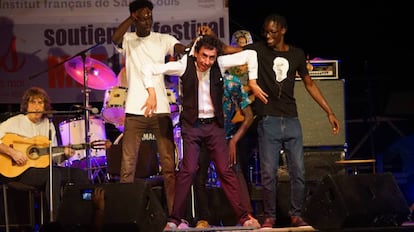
top-left (304, 150), bottom-right (346, 181)
top-left (278, 149), bottom-right (346, 182)
top-left (57, 181), bottom-right (166, 232)
top-left (295, 79), bottom-right (346, 147)
top-left (302, 173), bottom-right (410, 230)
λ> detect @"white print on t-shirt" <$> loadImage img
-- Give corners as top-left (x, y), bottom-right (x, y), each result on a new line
top-left (273, 57), bottom-right (289, 82)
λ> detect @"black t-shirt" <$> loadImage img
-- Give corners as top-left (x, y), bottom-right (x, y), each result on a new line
top-left (245, 41), bottom-right (308, 117)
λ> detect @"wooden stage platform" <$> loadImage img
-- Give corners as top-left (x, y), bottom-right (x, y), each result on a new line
top-left (164, 223), bottom-right (414, 232)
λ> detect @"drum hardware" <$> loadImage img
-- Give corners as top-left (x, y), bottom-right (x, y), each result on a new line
top-left (59, 116), bottom-right (107, 162)
top-left (64, 45), bottom-right (115, 183)
top-left (58, 116), bottom-right (109, 184)
top-left (58, 139), bottom-right (110, 184)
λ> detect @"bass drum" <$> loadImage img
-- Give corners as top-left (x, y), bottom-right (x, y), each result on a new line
top-left (58, 116), bottom-right (107, 167)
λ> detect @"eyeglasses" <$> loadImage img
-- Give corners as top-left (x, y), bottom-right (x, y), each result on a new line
top-left (262, 30), bottom-right (280, 36)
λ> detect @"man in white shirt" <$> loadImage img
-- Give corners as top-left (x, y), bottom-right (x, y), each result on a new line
top-left (111, 0), bottom-right (188, 215)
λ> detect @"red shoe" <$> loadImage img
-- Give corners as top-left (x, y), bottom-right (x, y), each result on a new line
top-left (261, 217), bottom-right (275, 229)
top-left (291, 216), bottom-right (308, 227)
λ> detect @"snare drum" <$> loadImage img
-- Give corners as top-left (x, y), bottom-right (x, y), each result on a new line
top-left (101, 86), bottom-right (128, 127)
top-left (59, 116), bottom-right (107, 164)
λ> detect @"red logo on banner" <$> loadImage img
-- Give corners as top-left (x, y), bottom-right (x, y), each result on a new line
top-left (0, 36), bottom-right (25, 72)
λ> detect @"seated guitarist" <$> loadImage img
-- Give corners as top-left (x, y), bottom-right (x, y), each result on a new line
top-left (0, 86), bottom-right (90, 222)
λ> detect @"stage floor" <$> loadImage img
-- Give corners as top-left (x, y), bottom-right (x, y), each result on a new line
top-left (163, 223), bottom-right (414, 232)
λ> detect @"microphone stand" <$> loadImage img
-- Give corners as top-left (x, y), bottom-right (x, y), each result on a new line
top-left (48, 116), bottom-right (54, 222)
top-left (28, 42), bottom-right (104, 81)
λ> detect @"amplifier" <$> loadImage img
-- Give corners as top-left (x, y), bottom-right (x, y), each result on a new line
top-left (296, 60), bottom-right (339, 80)
top-left (295, 79), bottom-right (346, 147)
top-left (308, 60), bottom-right (339, 79)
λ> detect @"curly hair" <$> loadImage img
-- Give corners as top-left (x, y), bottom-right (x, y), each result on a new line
top-left (194, 35), bottom-right (223, 56)
top-left (20, 87), bottom-right (52, 117)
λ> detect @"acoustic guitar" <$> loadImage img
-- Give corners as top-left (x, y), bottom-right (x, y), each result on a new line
top-left (0, 133), bottom-right (109, 178)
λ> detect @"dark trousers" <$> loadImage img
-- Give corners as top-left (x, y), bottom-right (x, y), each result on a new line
top-left (169, 121), bottom-right (249, 226)
top-left (194, 140), bottom-right (253, 223)
top-left (120, 113), bottom-right (176, 214)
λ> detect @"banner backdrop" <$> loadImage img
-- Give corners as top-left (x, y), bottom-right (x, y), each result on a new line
top-left (0, 0), bottom-right (229, 103)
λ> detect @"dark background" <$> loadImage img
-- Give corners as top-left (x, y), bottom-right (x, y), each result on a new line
top-left (227, 0), bottom-right (414, 204)
top-left (227, 0), bottom-right (414, 161)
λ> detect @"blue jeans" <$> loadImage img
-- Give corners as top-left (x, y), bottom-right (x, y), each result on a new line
top-left (257, 116), bottom-right (305, 219)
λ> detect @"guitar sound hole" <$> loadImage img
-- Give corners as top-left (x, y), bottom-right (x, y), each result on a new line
top-left (28, 147), bottom-right (40, 160)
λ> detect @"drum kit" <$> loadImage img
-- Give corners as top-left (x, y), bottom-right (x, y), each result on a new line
top-left (62, 55), bottom-right (183, 182)
top-left (61, 55), bottom-right (116, 182)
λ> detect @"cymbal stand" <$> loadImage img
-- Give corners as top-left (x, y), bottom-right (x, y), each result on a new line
top-left (79, 52), bottom-right (94, 182)
top-left (71, 43), bottom-right (105, 183)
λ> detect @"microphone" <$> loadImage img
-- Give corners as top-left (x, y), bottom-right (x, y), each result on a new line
top-left (72, 105), bottom-right (99, 114)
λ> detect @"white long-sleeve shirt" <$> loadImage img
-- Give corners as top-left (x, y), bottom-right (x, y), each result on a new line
top-left (142, 49), bottom-right (258, 88)
top-left (114, 31), bottom-right (180, 115)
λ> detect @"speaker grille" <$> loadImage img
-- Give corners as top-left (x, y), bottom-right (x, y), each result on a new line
top-left (303, 173), bottom-right (410, 229)
top-left (295, 79), bottom-right (346, 147)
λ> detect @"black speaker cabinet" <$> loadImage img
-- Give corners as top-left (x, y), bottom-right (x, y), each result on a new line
top-left (304, 150), bottom-right (345, 181)
top-left (106, 140), bottom-right (159, 179)
top-left (302, 173), bottom-right (410, 230)
top-left (57, 181), bottom-right (166, 232)
top-left (295, 79), bottom-right (346, 147)
top-left (276, 180), bottom-right (321, 227)
top-left (278, 149), bottom-right (346, 182)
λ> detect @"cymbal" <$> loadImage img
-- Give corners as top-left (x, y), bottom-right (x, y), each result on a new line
top-left (65, 56), bottom-right (117, 90)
